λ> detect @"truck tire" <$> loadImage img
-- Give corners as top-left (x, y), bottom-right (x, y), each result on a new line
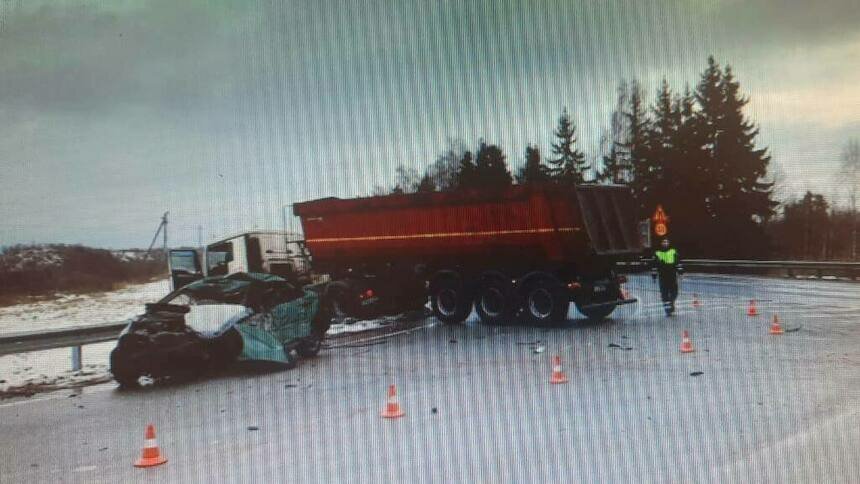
top-left (429, 273), bottom-right (471, 324)
top-left (520, 274), bottom-right (569, 326)
top-left (475, 272), bottom-right (516, 325)
top-left (576, 304), bottom-right (616, 322)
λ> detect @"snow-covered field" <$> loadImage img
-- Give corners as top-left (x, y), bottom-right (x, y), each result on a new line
top-left (0, 278), bottom-right (393, 395)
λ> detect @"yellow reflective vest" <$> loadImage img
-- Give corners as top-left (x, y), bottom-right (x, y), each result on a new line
top-left (655, 248), bottom-right (677, 265)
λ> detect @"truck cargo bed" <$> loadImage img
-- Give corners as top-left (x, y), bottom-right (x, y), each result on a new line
top-left (293, 184), bottom-right (641, 273)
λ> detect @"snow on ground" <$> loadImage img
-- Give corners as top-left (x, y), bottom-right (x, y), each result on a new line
top-left (0, 279), bottom-right (170, 335)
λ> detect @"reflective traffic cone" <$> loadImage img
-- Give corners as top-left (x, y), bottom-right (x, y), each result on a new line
top-left (747, 299), bottom-right (759, 316)
top-left (769, 314), bottom-right (784, 335)
top-left (134, 424), bottom-right (167, 468)
top-left (381, 384), bottom-right (405, 419)
top-left (680, 330), bottom-right (695, 353)
top-left (550, 355), bottom-right (568, 384)
top-left (692, 294), bottom-right (702, 309)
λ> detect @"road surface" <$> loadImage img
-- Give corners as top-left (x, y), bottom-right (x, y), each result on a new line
top-left (1, 274), bottom-right (858, 483)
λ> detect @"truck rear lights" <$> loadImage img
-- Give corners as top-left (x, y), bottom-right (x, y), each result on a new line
top-left (567, 282), bottom-right (582, 290)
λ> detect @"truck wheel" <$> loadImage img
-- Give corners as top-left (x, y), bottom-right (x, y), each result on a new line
top-left (576, 304), bottom-right (616, 322)
top-left (475, 273), bottom-right (516, 325)
top-left (430, 274), bottom-right (471, 324)
top-left (520, 276), bottom-right (569, 326)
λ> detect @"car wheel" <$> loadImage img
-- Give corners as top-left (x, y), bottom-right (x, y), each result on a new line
top-left (297, 336), bottom-right (323, 357)
top-left (109, 349), bottom-right (140, 388)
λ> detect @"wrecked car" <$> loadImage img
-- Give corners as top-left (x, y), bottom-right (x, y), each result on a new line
top-left (109, 272), bottom-right (329, 386)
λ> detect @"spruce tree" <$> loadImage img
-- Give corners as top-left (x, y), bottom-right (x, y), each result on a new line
top-left (474, 141), bottom-right (513, 188)
top-left (454, 151), bottom-right (478, 189)
top-left (621, 82), bottom-right (652, 216)
top-left (691, 57), bottom-right (775, 257)
top-left (517, 145), bottom-right (550, 184)
top-left (549, 109), bottom-right (589, 185)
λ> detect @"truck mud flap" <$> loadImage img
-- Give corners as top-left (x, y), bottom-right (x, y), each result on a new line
top-left (577, 297), bottom-right (638, 311)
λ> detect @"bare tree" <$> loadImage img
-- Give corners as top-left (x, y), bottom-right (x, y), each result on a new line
top-left (841, 138), bottom-right (860, 259)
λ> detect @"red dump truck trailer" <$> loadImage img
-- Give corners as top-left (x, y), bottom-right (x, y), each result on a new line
top-left (293, 184), bottom-right (643, 325)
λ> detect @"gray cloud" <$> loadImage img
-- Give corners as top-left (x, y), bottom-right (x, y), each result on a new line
top-left (0, 0), bottom-right (857, 247)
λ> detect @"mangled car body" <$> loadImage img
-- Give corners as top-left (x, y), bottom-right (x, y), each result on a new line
top-left (110, 272), bottom-right (329, 386)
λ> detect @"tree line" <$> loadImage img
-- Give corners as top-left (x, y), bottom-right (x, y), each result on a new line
top-left (377, 56), bottom-right (858, 260)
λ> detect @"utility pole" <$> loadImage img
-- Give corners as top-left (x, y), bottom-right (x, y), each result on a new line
top-left (145, 211), bottom-right (169, 260)
top-left (197, 225), bottom-right (203, 248)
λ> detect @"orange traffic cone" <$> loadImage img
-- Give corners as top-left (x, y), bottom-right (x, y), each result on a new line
top-left (692, 294), bottom-right (702, 309)
top-left (134, 424), bottom-right (167, 468)
top-left (550, 355), bottom-right (568, 384)
top-left (381, 384), bottom-right (405, 419)
top-left (769, 314), bottom-right (784, 335)
top-left (680, 330), bottom-right (695, 353)
top-left (747, 299), bottom-right (759, 316)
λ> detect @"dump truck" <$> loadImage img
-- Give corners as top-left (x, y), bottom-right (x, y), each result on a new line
top-left (292, 184), bottom-right (644, 324)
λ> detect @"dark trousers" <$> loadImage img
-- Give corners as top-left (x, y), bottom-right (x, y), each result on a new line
top-left (659, 275), bottom-right (678, 314)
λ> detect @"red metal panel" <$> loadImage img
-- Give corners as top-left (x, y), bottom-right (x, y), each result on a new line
top-left (294, 185), bottom-right (585, 265)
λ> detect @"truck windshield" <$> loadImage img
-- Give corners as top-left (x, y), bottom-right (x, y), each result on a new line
top-left (169, 250), bottom-right (199, 274)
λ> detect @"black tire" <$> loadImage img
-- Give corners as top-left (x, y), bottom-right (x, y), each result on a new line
top-left (576, 304), bottom-right (616, 321)
top-left (520, 275), bottom-right (569, 326)
top-left (109, 349), bottom-right (140, 388)
top-left (429, 273), bottom-right (472, 324)
top-left (474, 273), bottom-right (516, 325)
top-left (297, 336), bottom-right (323, 357)
top-left (298, 311), bottom-right (329, 358)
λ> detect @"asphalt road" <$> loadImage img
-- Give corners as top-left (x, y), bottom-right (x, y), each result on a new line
top-left (1, 274), bottom-right (858, 483)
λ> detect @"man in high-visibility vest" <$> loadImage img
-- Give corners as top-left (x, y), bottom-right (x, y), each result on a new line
top-left (652, 238), bottom-right (683, 316)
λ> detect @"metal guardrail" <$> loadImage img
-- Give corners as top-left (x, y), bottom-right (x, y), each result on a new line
top-left (618, 258), bottom-right (860, 279)
top-left (0, 321), bottom-right (128, 371)
top-left (1, 258), bottom-right (857, 369)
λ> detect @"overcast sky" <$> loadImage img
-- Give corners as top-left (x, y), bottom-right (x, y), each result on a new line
top-left (1, 0), bottom-right (858, 248)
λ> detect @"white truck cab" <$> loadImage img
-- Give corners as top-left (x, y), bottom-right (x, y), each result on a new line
top-left (168, 231), bottom-right (310, 290)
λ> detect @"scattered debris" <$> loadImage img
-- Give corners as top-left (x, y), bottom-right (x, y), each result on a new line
top-left (449, 339), bottom-right (457, 344)
top-left (431, 407), bottom-right (438, 414)
top-left (247, 426), bottom-right (259, 431)
top-left (534, 345), bottom-right (546, 354)
top-left (689, 371), bottom-right (704, 377)
top-left (285, 384), bottom-right (298, 388)
top-left (785, 326), bottom-right (802, 333)
top-left (99, 447), bottom-right (108, 452)
top-left (608, 343), bottom-right (634, 350)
